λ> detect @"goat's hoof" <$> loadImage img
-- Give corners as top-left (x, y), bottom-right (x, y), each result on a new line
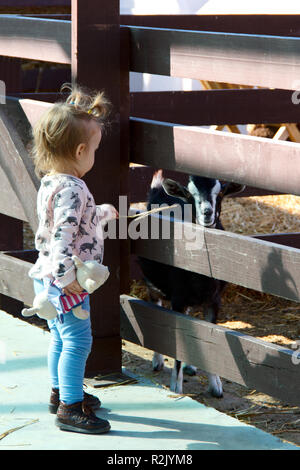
top-left (152, 353), bottom-right (164, 371)
top-left (170, 382), bottom-right (183, 395)
top-left (209, 387), bottom-right (223, 399)
top-left (208, 375), bottom-right (223, 398)
top-left (183, 364), bottom-right (197, 376)
top-left (153, 363), bottom-right (164, 372)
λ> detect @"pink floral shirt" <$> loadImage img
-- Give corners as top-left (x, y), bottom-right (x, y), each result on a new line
top-left (29, 173), bottom-right (108, 289)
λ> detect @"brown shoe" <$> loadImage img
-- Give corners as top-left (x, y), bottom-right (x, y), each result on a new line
top-left (55, 401), bottom-right (111, 434)
top-left (49, 388), bottom-right (101, 414)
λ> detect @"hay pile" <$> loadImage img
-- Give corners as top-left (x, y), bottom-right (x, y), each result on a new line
top-left (221, 194), bottom-right (300, 235)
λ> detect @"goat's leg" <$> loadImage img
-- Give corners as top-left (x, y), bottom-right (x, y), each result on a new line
top-left (170, 360), bottom-right (184, 394)
top-left (152, 351), bottom-right (164, 371)
top-left (169, 298), bottom-right (186, 394)
top-left (182, 306), bottom-right (197, 376)
top-left (151, 299), bottom-right (165, 371)
top-left (203, 303), bottom-right (223, 398)
top-left (207, 375), bottom-right (223, 398)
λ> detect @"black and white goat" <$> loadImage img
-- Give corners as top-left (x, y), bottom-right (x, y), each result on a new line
top-left (138, 170), bottom-right (244, 397)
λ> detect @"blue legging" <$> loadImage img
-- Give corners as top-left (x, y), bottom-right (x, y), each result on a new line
top-left (34, 279), bottom-right (93, 405)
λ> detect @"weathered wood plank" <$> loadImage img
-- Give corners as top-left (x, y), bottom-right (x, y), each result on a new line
top-left (0, 98), bottom-right (50, 222)
top-left (120, 294), bottom-right (300, 406)
top-left (0, 15), bottom-right (71, 63)
top-left (130, 233), bottom-right (300, 279)
top-left (15, 88), bottom-right (300, 127)
top-left (16, 88), bottom-right (300, 126)
top-left (121, 14), bottom-right (300, 37)
top-left (130, 119), bottom-right (300, 196)
top-left (130, 89), bottom-right (300, 126)
top-left (31, 12), bottom-right (300, 37)
top-left (0, 253), bottom-right (34, 305)
top-left (0, 213), bottom-right (24, 314)
top-left (5, 97), bottom-right (34, 146)
top-left (0, 165), bottom-right (27, 221)
top-left (9, 98), bottom-right (52, 128)
top-left (16, 88), bottom-right (299, 131)
top-left (129, 27), bottom-right (300, 90)
top-left (10, 88), bottom-right (299, 132)
top-left (131, 213), bottom-right (300, 302)
top-left (0, 105), bottom-right (39, 231)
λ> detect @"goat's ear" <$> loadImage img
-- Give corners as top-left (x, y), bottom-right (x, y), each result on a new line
top-left (221, 182), bottom-right (245, 197)
top-left (162, 179), bottom-right (190, 201)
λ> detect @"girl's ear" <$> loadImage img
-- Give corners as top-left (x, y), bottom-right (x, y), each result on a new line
top-left (75, 142), bottom-right (86, 159)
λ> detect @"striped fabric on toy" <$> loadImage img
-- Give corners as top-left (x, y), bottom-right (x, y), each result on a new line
top-left (60, 292), bottom-right (89, 313)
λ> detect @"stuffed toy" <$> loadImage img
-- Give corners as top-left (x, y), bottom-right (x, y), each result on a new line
top-left (22, 255), bottom-right (110, 322)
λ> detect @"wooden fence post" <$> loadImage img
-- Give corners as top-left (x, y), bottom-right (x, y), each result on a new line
top-left (71, 0), bottom-right (123, 375)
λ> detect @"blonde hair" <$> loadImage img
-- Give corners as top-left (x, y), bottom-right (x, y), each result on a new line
top-left (31, 84), bottom-right (111, 178)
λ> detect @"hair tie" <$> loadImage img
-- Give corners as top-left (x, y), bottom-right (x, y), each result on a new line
top-left (87, 108), bottom-right (93, 115)
top-left (70, 100), bottom-right (75, 105)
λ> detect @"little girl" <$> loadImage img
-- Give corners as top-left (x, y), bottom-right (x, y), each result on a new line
top-left (28, 84), bottom-right (117, 434)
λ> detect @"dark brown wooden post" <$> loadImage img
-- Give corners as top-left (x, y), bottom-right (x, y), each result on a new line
top-left (0, 58), bottom-right (23, 315)
top-left (71, 0), bottom-right (125, 375)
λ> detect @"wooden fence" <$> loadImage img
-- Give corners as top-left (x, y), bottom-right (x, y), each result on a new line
top-left (1, 1), bottom-right (300, 404)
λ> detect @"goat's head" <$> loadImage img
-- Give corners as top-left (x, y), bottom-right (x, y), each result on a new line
top-left (155, 172), bottom-right (244, 228)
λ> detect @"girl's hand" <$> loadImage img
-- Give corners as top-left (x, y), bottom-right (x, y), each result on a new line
top-left (97, 204), bottom-right (119, 227)
top-left (62, 279), bottom-right (83, 296)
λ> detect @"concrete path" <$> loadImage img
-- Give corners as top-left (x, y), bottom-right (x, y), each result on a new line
top-left (0, 310), bottom-right (298, 450)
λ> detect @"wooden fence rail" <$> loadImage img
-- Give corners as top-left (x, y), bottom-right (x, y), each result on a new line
top-left (130, 89), bottom-right (300, 126)
top-left (2, 16), bottom-right (300, 92)
top-left (120, 295), bottom-right (300, 406)
top-left (129, 27), bottom-right (300, 90)
top-left (13, 12), bottom-right (300, 38)
top-left (131, 118), bottom-right (300, 196)
top-left (130, 212), bottom-right (300, 303)
top-left (13, 88), bottom-right (300, 126)
top-left (0, 15), bottom-right (70, 63)
top-left (0, 252), bottom-right (34, 305)
top-left (121, 14), bottom-right (300, 37)
top-left (0, 105), bottom-right (39, 231)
